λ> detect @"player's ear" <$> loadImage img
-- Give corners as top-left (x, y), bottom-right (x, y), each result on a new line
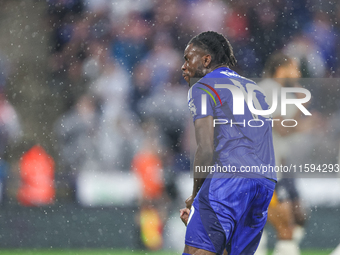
top-left (202, 54), bottom-right (212, 68)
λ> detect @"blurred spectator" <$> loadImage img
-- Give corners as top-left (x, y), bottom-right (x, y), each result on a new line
top-left (132, 118), bottom-right (167, 250)
top-left (87, 41), bottom-right (131, 121)
top-left (54, 93), bottom-right (102, 196)
top-left (152, 0), bottom-right (190, 48)
top-left (137, 81), bottom-right (187, 156)
top-left (247, 1), bottom-right (283, 69)
top-left (0, 52), bottom-right (21, 154)
top-left (111, 12), bottom-right (151, 72)
top-left (86, 42), bottom-right (140, 171)
top-left (54, 90), bottom-right (141, 198)
top-left (141, 32), bottom-right (182, 93)
top-left (257, 52), bottom-right (321, 255)
top-left (0, 91), bottom-right (21, 203)
top-left (284, 35), bottom-right (326, 78)
top-left (47, 0), bottom-right (84, 52)
top-left (0, 52), bottom-right (22, 203)
top-left (186, 0), bottom-right (229, 34)
top-left (303, 10), bottom-right (337, 72)
top-left (0, 93), bottom-right (22, 156)
top-left (17, 145), bottom-right (55, 206)
top-left (132, 119), bottom-right (164, 201)
top-left (48, 15), bottom-right (90, 109)
top-left (0, 159), bottom-right (8, 204)
top-left (130, 61), bottom-right (153, 118)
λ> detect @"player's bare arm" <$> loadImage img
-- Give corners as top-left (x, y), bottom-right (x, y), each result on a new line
top-left (192, 115), bottom-right (214, 198)
top-left (180, 115), bottom-right (214, 226)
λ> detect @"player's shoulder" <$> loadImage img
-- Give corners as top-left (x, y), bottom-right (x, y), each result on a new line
top-left (188, 67), bottom-right (259, 99)
top-left (205, 67), bottom-right (240, 79)
top-left (211, 67), bottom-right (257, 86)
top-left (188, 80), bottom-right (211, 102)
top-left (191, 67), bottom-right (239, 90)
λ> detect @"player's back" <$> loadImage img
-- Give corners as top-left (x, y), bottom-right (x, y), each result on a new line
top-left (188, 67), bottom-right (276, 180)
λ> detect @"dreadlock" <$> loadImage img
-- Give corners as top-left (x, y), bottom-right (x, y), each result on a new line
top-left (188, 31), bottom-right (237, 67)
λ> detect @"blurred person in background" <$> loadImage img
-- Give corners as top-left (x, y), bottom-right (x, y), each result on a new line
top-left (111, 11), bottom-right (151, 72)
top-left (132, 118), bottom-right (169, 251)
top-left (0, 52), bottom-right (22, 204)
top-left (87, 41), bottom-right (131, 122)
top-left (17, 144), bottom-right (55, 206)
top-left (135, 56), bottom-right (189, 200)
top-left (284, 35), bottom-right (326, 78)
top-left (256, 52), bottom-right (319, 255)
top-left (303, 10), bottom-right (337, 74)
top-left (47, 0), bottom-right (84, 53)
top-left (54, 87), bottom-right (140, 200)
top-left (0, 92), bottom-right (22, 158)
top-left (224, 1), bottom-right (260, 78)
top-left (185, 0), bottom-right (228, 34)
top-left (54, 93), bottom-right (102, 200)
top-left (141, 32), bottom-right (182, 93)
top-left (47, 0), bottom-right (89, 109)
top-left (152, 0), bottom-right (189, 48)
top-left (86, 41), bottom-right (140, 171)
top-left (247, 0), bottom-right (311, 73)
top-left (130, 61), bottom-right (153, 118)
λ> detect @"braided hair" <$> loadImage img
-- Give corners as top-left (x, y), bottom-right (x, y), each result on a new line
top-left (188, 31), bottom-right (237, 67)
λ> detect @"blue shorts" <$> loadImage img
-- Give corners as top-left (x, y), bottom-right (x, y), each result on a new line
top-left (185, 174), bottom-right (275, 255)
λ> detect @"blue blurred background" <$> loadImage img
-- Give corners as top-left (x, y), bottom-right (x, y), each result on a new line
top-left (0, 0), bottom-right (340, 252)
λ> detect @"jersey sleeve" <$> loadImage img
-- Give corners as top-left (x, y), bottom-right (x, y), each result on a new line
top-left (188, 83), bottom-right (215, 123)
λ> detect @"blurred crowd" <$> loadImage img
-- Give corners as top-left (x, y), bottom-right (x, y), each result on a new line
top-left (0, 0), bottom-right (338, 251)
top-left (0, 0), bottom-right (340, 206)
top-left (45, 0), bottom-right (340, 188)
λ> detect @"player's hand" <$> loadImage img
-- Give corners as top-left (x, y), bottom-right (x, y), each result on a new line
top-left (185, 195), bottom-right (194, 209)
top-left (180, 208), bottom-right (190, 226)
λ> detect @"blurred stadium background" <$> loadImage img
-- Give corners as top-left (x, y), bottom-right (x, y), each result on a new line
top-left (0, 0), bottom-right (339, 254)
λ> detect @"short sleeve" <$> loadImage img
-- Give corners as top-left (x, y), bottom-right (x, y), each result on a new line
top-left (188, 83), bottom-right (215, 123)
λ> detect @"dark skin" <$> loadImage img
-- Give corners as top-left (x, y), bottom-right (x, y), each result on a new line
top-left (179, 43), bottom-right (226, 255)
top-left (181, 44), bottom-right (215, 84)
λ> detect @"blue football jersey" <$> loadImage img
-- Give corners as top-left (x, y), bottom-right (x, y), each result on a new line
top-left (188, 67), bottom-right (276, 180)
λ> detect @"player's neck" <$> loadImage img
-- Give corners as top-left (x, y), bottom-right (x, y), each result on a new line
top-left (203, 64), bottom-right (228, 76)
top-left (213, 64), bottom-right (229, 70)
